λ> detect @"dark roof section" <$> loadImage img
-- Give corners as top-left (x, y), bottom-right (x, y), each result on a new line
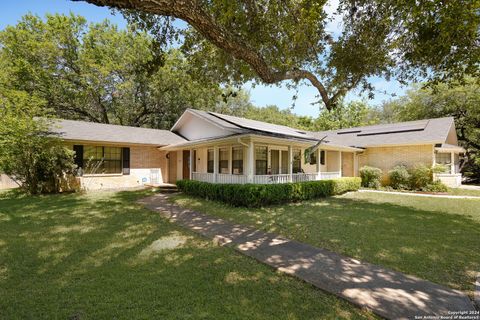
top-left (50, 119), bottom-right (186, 146)
top-left (309, 117), bottom-right (454, 148)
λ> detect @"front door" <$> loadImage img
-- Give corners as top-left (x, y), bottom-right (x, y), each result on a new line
top-left (182, 150), bottom-right (190, 180)
top-left (342, 152), bottom-right (354, 177)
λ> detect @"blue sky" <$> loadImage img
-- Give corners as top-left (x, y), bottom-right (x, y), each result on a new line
top-left (0, 0), bottom-right (407, 117)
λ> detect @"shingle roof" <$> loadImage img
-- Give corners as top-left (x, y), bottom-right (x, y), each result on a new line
top-left (183, 109), bottom-right (318, 140)
top-left (309, 117), bottom-right (454, 148)
top-left (50, 119), bottom-right (186, 146)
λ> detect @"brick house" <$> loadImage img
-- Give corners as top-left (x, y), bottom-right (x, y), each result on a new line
top-left (0, 109), bottom-right (465, 190)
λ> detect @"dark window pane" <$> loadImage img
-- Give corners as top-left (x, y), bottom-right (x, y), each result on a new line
top-left (83, 146), bottom-right (122, 174)
top-left (320, 150), bottom-right (325, 165)
top-left (255, 146), bottom-right (267, 175)
top-left (309, 152), bottom-right (316, 165)
top-left (293, 149), bottom-right (301, 173)
top-left (232, 147), bottom-right (243, 174)
top-left (193, 150), bottom-right (197, 172)
top-left (207, 149), bottom-right (214, 173)
top-left (219, 148), bottom-right (229, 173)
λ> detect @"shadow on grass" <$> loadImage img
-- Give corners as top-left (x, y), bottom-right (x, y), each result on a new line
top-left (0, 190), bottom-right (374, 319)
top-left (172, 193), bottom-right (480, 297)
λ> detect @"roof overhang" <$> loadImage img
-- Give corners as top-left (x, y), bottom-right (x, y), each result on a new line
top-left (435, 144), bottom-right (465, 153)
top-left (160, 133), bottom-right (320, 151)
top-left (62, 138), bottom-right (167, 148)
top-left (160, 133), bottom-right (364, 152)
top-left (170, 109), bottom-right (245, 134)
top-left (321, 143), bottom-right (364, 152)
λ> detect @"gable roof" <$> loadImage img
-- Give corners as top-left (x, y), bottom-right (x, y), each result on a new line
top-left (50, 119), bottom-right (186, 146)
top-left (171, 109), bottom-right (318, 141)
top-left (309, 117), bottom-right (455, 148)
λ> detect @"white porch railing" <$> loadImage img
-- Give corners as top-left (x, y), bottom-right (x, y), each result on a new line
top-left (192, 171), bottom-right (342, 184)
top-left (319, 172), bottom-right (342, 179)
top-left (292, 173), bottom-right (318, 182)
top-left (192, 172), bottom-right (215, 183)
top-left (217, 173), bottom-right (248, 184)
top-left (253, 174), bottom-right (290, 184)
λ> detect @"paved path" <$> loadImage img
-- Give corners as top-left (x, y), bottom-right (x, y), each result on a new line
top-left (139, 193), bottom-right (477, 320)
top-left (476, 276), bottom-right (480, 308)
top-left (359, 189), bottom-right (480, 199)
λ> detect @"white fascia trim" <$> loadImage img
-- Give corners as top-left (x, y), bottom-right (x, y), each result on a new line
top-left (170, 109), bottom-right (244, 134)
top-left (159, 133), bottom-right (319, 150)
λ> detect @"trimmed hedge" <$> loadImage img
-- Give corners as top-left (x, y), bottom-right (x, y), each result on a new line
top-left (176, 177), bottom-right (361, 207)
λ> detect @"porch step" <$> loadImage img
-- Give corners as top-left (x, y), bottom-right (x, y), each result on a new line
top-left (157, 185), bottom-right (179, 194)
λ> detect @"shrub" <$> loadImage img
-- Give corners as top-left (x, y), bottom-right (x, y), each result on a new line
top-left (408, 164), bottom-right (434, 190)
top-left (176, 177), bottom-right (361, 207)
top-left (422, 180), bottom-right (448, 193)
top-left (0, 92), bottom-right (77, 194)
top-left (359, 166), bottom-right (382, 189)
top-left (388, 165), bottom-right (410, 190)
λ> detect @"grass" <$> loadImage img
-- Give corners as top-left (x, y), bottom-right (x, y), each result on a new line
top-left (0, 189), bottom-right (375, 320)
top-left (172, 191), bottom-right (480, 297)
top-left (447, 187), bottom-right (480, 197)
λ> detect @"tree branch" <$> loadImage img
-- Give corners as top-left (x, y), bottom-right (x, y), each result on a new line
top-left (75, 0), bottom-right (338, 109)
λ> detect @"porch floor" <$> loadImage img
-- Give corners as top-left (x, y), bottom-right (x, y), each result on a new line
top-left (139, 193), bottom-right (475, 319)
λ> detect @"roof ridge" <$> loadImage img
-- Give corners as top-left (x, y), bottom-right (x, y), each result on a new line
top-left (311, 116), bottom-right (454, 134)
top-left (54, 118), bottom-right (173, 132)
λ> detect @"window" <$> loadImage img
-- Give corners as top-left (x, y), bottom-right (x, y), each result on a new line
top-left (193, 150), bottom-right (197, 172)
top-left (309, 152), bottom-right (317, 165)
top-left (320, 150), bottom-right (325, 165)
top-left (293, 149), bottom-right (301, 173)
top-left (435, 152), bottom-right (452, 173)
top-left (281, 150), bottom-right (288, 174)
top-left (255, 146), bottom-right (267, 175)
top-left (219, 148), bottom-right (229, 173)
top-left (207, 149), bottom-right (214, 173)
top-left (232, 147), bottom-right (243, 174)
top-left (83, 146), bottom-right (122, 174)
top-left (436, 152), bottom-right (451, 165)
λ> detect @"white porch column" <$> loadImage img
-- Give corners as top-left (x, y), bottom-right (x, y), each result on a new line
top-left (288, 145), bottom-right (293, 182)
top-left (316, 148), bottom-right (321, 180)
top-left (339, 151), bottom-right (343, 177)
top-left (189, 149), bottom-right (194, 180)
top-left (247, 141), bottom-right (254, 183)
top-left (213, 146), bottom-right (219, 183)
top-left (450, 152), bottom-right (455, 174)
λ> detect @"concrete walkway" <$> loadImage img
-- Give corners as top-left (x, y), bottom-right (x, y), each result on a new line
top-left (359, 189), bottom-right (480, 199)
top-left (139, 193), bottom-right (477, 320)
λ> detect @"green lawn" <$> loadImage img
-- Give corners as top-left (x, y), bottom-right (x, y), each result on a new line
top-left (172, 191), bottom-right (480, 297)
top-left (0, 189), bottom-right (374, 320)
top-left (448, 187), bottom-right (480, 197)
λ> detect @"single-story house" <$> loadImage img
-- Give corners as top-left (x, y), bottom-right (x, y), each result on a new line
top-left (0, 109), bottom-right (465, 190)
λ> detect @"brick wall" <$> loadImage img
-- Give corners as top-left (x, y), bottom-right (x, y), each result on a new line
top-left (358, 144), bottom-right (434, 182)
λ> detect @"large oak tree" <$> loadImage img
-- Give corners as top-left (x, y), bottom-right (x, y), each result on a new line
top-left (76, 0), bottom-right (479, 110)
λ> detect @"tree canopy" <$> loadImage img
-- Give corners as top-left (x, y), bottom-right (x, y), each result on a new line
top-left (0, 14), bottom-right (228, 128)
top-left (77, 0), bottom-right (479, 109)
top-left (377, 79), bottom-right (480, 182)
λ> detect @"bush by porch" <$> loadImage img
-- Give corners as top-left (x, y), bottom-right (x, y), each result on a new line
top-left (176, 177), bottom-right (361, 207)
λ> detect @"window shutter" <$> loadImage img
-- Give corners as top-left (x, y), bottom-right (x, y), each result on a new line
top-left (73, 145), bottom-right (83, 169)
top-left (122, 148), bottom-right (130, 175)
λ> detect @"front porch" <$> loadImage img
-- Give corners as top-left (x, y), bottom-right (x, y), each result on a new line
top-left (192, 171), bottom-right (342, 184)
top-left (164, 134), bottom-right (361, 184)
